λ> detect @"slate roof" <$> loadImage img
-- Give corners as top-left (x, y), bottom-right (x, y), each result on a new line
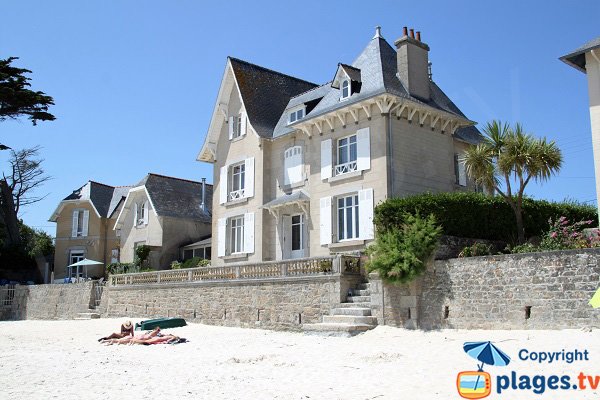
top-left (337, 63), bottom-right (362, 82)
top-left (60, 181), bottom-right (131, 219)
top-left (229, 57), bottom-right (318, 138)
top-left (268, 36), bottom-right (482, 143)
top-left (135, 173), bottom-right (213, 222)
top-left (560, 36), bottom-right (600, 73)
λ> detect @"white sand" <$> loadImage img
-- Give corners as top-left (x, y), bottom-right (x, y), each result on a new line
top-left (0, 319), bottom-right (599, 399)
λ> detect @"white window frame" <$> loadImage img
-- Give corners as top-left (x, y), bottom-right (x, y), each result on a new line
top-left (335, 133), bottom-right (358, 176)
top-left (284, 145), bottom-right (304, 186)
top-left (337, 193), bottom-right (360, 241)
top-left (229, 162), bottom-right (246, 201)
top-left (291, 214), bottom-right (304, 252)
top-left (232, 114), bottom-right (242, 139)
top-left (69, 250), bottom-right (85, 277)
top-left (228, 216), bottom-right (245, 255)
top-left (72, 209), bottom-right (89, 238)
top-left (288, 107), bottom-right (305, 124)
top-left (340, 79), bottom-right (350, 100)
top-left (135, 201), bottom-right (147, 226)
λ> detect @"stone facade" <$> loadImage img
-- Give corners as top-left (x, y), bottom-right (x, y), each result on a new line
top-left (369, 248), bottom-right (600, 330)
top-left (0, 282), bottom-right (96, 320)
top-left (100, 275), bottom-right (361, 331)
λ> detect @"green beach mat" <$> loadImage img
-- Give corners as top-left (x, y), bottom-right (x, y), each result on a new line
top-left (590, 287), bottom-right (600, 309)
top-left (135, 317), bottom-right (187, 331)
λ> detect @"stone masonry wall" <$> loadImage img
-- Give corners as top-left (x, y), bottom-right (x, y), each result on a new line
top-left (370, 248), bottom-right (600, 330)
top-left (100, 275), bottom-right (356, 331)
top-left (1, 282), bottom-right (95, 320)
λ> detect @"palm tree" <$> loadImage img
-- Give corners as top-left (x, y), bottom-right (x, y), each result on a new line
top-left (463, 121), bottom-right (562, 244)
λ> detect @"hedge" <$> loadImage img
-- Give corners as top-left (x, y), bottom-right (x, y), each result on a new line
top-left (374, 192), bottom-right (597, 244)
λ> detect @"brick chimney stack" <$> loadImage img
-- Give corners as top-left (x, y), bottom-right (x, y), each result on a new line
top-left (394, 26), bottom-right (431, 101)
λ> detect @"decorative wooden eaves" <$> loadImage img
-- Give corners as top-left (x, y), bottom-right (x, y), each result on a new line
top-left (292, 93), bottom-right (475, 139)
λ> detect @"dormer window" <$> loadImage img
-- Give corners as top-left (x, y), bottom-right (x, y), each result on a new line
top-left (288, 107), bottom-right (305, 124)
top-left (341, 80), bottom-right (350, 100)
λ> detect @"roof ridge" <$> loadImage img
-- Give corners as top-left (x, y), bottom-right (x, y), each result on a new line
top-left (147, 173), bottom-right (213, 186)
top-left (228, 56), bottom-right (318, 87)
top-left (88, 180), bottom-right (115, 189)
top-left (289, 81), bottom-right (332, 100)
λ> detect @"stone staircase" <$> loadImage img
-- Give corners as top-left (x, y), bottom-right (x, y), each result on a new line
top-left (303, 282), bottom-right (377, 337)
top-left (75, 309), bottom-right (101, 320)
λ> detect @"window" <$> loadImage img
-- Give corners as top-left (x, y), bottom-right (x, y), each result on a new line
top-left (183, 249), bottom-right (194, 260)
top-left (229, 216), bottom-right (244, 254)
top-left (341, 80), bottom-right (350, 99)
top-left (232, 114), bottom-right (242, 139)
top-left (335, 134), bottom-right (358, 175)
top-left (219, 158), bottom-right (254, 205)
top-left (291, 215), bottom-right (303, 251)
top-left (337, 194), bottom-right (359, 240)
top-left (111, 249), bottom-right (119, 264)
top-left (69, 250), bottom-right (85, 266)
top-left (288, 108), bottom-right (305, 124)
top-left (71, 209), bottom-right (89, 237)
top-left (229, 162), bottom-right (246, 201)
top-left (454, 153), bottom-right (467, 186)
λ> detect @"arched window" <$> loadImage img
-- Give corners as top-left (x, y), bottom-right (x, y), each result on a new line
top-left (341, 80), bottom-right (350, 99)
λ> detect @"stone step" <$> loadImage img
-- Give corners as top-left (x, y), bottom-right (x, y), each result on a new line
top-left (351, 289), bottom-right (370, 296)
top-left (302, 323), bottom-right (375, 337)
top-left (331, 307), bottom-right (372, 316)
top-left (323, 315), bottom-right (377, 325)
top-left (347, 295), bottom-right (371, 303)
top-left (337, 302), bottom-right (372, 308)
top-left (75, 312), bottom-right (100, 320)
top-left (356, 283), bottom-right (371, 290)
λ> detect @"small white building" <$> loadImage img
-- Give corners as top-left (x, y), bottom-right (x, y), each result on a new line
top-left (561, 37), bottom-right (600, 220)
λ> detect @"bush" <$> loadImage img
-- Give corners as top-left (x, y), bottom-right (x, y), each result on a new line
top-left (106, 263), bottom-right (135, 275)
top-left (170, 261), bottom-right (182, 270)
top-left (180, 257), bottom-right (210, 269)
top-left (458, 242), bottom-right (494, 258)
top-left (374, 192), bottom-right (597, 244)
top-left (366, 213), bottom-right (442, 284)
top-left (134, 245), bottom-right (151, 267)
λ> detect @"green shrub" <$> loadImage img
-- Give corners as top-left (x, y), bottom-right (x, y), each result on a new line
top-left (180, 257), bottom-right (210, 269)
top-left (134, 245), bottom-right (151, 267)
top-left (366, 213), bottom-right (442, 284)
top-left (170, 261), bottom-right (182, 270)
top-left (106, 263), bottom-right (135, 275)
top-left (458, 242), bottom-right (494, 258)
top-left (197, 258), bottom-right (210, 267)
top-left (374, 192), bottom-right (597, 244)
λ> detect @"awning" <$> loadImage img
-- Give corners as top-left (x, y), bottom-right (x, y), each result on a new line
top-left (262, 191), bottom-right (310, 218)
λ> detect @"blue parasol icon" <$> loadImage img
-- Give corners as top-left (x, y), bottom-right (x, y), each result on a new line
top-left (463, 341), bottom-right (511, 371)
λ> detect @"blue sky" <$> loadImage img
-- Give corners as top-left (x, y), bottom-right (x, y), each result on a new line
top-left (1, 0), bottom-right (599, 235)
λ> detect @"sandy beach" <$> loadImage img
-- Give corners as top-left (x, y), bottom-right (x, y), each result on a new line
top-left (0, 318), bottom-right (599, 400)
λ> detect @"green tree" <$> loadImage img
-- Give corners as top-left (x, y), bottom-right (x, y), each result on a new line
top-left (0, 57), bottom-right (55, 248)
top-left (463, 121), bottom-right (562, 244)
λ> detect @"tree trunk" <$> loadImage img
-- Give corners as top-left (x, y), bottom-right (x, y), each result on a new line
top-left (514, 205), bottom-right (525, 244)
top-left (0, 179), bottom-right (21, 247)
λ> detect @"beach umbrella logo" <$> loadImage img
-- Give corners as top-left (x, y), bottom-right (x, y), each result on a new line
top-left (456, 341), bottom-right (511, 399)
top-left (590, 287), bottom-right (600, 309)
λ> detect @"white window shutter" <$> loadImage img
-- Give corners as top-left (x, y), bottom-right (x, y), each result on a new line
top-left (82, 210), bottom-right (89, 237)
top-left (240, 112), bottom-right (247, 136)
top-left (245, 157), bottom-right (255, 198)
top-left (244, 212), bottom-right (255, 254)
top-left (319, 196), bottom-right (332, 245)
top-left (143, 201), bottom-right (149, 224)
top-left (71, 210), bottom-right (78, 237)
top-left (321, 139), bottom-right (332, 180)
top-left (228, 116), bottom-right (234, 140)
top-left (358, 188), bottom-right (374, 240)
top-left (219, 166), bottom-right (228, 204)
top-left (284, 149), bottom-right (291, 186)
top-left (133, 202), bottom-right (138, 226)
top-left (357, 127), bottom-right (371, 171)
top-left (291, 147), bottom-right (303, 184)
top-left (217, 218), bottom-right (227, 257)
top-left (458, 155), bottom-right (467, 186)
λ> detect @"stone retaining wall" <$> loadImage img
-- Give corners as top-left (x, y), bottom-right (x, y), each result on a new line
top-left (1, 282), bottom-right (96, 320)
top-left (369, 248), bottom-right (600, 330)
top-left (100, 274), bottom-right (362, 331)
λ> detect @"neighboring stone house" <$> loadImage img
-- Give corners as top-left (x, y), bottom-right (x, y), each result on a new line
top-left (197, 26), bottom-right (482, 266)
top-left (113, 173), bottom-right (212, 270)
top-left (561, 37), bottom-right (600, 220)
top-left (49, 181), bottom-right (131, 280)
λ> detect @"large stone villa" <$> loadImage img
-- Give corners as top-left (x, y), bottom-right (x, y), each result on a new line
top-left (198, 26), bottom-right (482, 266)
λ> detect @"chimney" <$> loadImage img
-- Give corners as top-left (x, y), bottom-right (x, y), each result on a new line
top-left (394, 27), bottom-right (431, 101)
top-left (201, 178), bottom-right (206, 211)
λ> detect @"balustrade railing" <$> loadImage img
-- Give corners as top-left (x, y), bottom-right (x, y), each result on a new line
top-left (229, 189), bottom-right (246, 201)
top-left (109, 254), bottom-right (362, 287)
top-left (334, 161), bottom-right (358, 176)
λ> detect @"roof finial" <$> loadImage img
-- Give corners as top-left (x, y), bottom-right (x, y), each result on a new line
top-left (373, 26), bottom-right (383, 39)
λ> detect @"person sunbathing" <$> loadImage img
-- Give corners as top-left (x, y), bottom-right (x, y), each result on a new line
top-left (103, 331), bottom-right (180, 346)
top-left (97, 321), bottom-right (134, 342)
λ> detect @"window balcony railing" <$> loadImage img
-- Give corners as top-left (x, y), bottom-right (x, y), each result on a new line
top-left (334, 161), bottom-right (358, 176)
top-left (229, 189), bottom-right (245, 201)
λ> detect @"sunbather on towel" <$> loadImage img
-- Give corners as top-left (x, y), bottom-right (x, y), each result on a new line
top-left (103, 332), bottom-right (181, 346)
top-left (99, 327), bottom-right (161, 344)
top-left (97, 320), bottom-right (134, 342)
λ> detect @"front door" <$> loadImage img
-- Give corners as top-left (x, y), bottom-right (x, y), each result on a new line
top-left (284, 214), bottom-right (305, 259)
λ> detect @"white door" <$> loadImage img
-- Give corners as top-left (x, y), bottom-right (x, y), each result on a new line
top-left (284, 214), bottom-right (306, 259)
